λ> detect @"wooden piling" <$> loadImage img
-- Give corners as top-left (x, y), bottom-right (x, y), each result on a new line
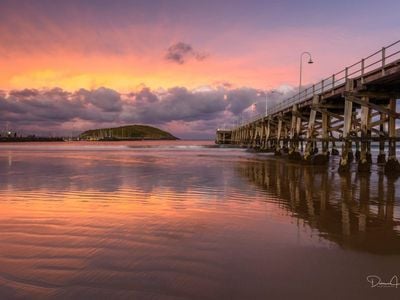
top-left (216, 40), bottom-right (400, 175)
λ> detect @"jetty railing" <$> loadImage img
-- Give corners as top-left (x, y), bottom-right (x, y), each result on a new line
top-left (229, 39), bottom-right (400, 129)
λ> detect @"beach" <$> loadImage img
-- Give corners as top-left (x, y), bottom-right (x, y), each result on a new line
top-left (0, 141), bottom-right (399, 299)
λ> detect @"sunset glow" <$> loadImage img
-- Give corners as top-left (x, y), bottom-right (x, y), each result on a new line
top-left (1, 1), bottom-right (400, 298)
top-left (0, 0), bottom-right (399, 137)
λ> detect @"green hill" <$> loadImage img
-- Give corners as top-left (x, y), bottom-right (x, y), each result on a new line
top-left (80, 125), bottom-right (178, 141)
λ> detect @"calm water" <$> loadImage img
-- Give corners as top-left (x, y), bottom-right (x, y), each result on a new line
top-left (1, 141), bottom-right (400, 300)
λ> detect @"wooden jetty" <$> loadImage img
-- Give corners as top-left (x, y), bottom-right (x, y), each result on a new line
top-left (216, 40), bottom-right (400, 173)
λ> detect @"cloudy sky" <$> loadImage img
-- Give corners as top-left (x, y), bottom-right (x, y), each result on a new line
top-left (0, 0), bottom-right (399, 138)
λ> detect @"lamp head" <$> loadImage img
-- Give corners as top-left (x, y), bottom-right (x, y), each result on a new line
top-left (308, 58), bottom-right (314, 64)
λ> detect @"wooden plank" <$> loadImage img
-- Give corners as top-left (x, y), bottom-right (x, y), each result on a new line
top-left (341, 79), bottom-right (355, 140)
top-left (307, 95), bottom-right (319, 139)
top-left (345, 93), bottom-right (400, 118)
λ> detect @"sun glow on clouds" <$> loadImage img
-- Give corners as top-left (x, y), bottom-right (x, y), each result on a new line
top-left (0, 0), bottom-right (399, 137)
top-left (2, 51), bottom-right (291, 93)
top-left (1, 0), bottom-right (398, 93)
top-left (0, 3), bottom-right (346, 92)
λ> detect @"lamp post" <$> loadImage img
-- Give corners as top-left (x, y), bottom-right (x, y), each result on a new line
top-left (299, 52), bottom-right (314, 93)
top-left (264, 90), bottom-right (283, 116)
top-left (265, 92), bottom-right (268, 116)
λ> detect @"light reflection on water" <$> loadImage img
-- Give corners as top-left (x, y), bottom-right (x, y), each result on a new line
top-left (0, 141), bottom-right (400, 299)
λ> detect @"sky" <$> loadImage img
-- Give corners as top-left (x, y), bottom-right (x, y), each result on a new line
top-left (0, 0), bottom-right (399, 138)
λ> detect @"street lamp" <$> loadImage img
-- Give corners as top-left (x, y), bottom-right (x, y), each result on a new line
top-left (299, 51), bottom-right (314, 93)
top-left (265, 90), bottom-right (283, 116)
top-left (261, 90), bottom-right (283, 116)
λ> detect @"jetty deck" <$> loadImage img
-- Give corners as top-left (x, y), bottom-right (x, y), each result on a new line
top-left (216, 40), bottom-right (400, 174)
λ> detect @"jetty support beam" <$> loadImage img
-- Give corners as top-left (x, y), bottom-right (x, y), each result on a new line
top-left (358, 96), bottom-right (371, 172)
top-left (339, 80), bottom-right (354, 173)
top-left (385, 98), bottom-right (400, 174)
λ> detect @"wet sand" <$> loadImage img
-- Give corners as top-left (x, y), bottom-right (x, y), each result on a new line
top-left (0, 141), bottom-right (399, 299)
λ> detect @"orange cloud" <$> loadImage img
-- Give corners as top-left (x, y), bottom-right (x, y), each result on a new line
top-left (0, 5), bottom-right (396, 93)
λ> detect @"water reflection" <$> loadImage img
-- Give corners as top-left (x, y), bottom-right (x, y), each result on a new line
top-left (236, 159), bottom-right (400, 254)
top-left (1, 144), bottom-right (400, 299)
top-left (0, 151), bottom-right (232, 194)
top-left (0, 146), bottom-right (269, 299)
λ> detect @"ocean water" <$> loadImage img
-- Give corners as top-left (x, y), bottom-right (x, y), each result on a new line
top-left (0, 141), bottom-right (400, 300)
